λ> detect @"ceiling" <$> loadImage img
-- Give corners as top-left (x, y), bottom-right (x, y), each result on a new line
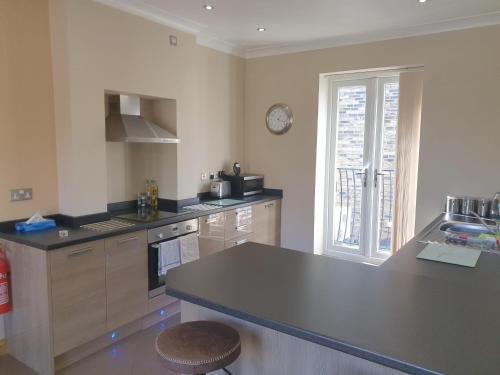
top-left (95, 0), bottom-right (500, 58)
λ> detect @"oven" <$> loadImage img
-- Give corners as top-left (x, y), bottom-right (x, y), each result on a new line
top-left (147, 218), bottom-right (198, 298)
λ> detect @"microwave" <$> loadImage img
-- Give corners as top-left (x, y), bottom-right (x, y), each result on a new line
top-left (223, 174), bottom-right (264, 197)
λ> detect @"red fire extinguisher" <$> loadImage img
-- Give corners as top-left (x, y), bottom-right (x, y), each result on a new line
top-left (0, 250), bottom-right (11, 314)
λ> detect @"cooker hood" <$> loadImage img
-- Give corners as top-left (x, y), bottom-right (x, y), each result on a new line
top-left (105, 95), bottom-right (180, 144)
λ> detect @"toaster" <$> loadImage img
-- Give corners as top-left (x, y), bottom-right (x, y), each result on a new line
top-left (210, 180), bottom-right (231, 198)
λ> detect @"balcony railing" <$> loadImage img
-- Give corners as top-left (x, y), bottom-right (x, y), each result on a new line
top-left (334, 167), bottom-right (394, 251)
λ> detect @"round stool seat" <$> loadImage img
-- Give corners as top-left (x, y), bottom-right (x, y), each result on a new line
top-left (155, 320), bottom-right (241, 374)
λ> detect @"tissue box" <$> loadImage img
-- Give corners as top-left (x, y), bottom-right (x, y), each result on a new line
top-left (15, 219), bottom-right (56, 233)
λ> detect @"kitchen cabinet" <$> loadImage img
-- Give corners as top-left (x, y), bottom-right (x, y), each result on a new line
top-left (3, 198), bottom-right (281, 375)
top-left (49, 240), bottom-right (107, 356)
top-left (224, 235), bottom-right (252, 249)
top-left (251, 200), bottom-right (281, 246)
top-left (199, 213), bottom-right (225, 257)
top-left (199, 199), bottom-right (281, 252)
top-left (225, 206), bottom-right (253, 240)
top-left (49, 230), bottom-right (149, 356)
top-left (104, 231), bottom-right (148, 330)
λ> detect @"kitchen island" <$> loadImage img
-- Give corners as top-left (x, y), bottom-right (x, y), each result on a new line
top-left (164, 240), bottom-right (500, 375)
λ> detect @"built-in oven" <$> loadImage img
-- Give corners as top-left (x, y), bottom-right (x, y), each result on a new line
top-left (147, 218), bottom-right (198, 298)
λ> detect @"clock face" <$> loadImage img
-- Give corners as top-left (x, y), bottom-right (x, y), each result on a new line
top-left (266, 104), bottom-right (293, 134)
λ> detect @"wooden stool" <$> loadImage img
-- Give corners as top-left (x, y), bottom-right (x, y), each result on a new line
top-left (155, 320), bottom-right (241, 375)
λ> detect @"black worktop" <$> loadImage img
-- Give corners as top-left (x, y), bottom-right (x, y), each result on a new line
top-left (164, 240), bottom-right (500, 375)
top-left (0, 194), bottom-right (281, 250)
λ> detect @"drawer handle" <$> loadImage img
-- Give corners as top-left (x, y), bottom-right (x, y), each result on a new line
top-left (265, 203), bottom-right (274, 208)
top-left (235, 225), bottom-right (248, 231)
top-left (205, 218), bottom-right (217, 224)
top-left (235, 239), bottom-right (248, 245)
top-left (68, 247), bottom-right (93, 257)
top-left (118, 236), bottom-right (138, 244)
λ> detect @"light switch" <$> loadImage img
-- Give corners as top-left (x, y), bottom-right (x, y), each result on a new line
top-left (10, 188), bottom-right (33, 201)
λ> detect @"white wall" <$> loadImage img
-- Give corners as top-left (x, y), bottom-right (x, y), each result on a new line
top-left (244, 25), bottom-right (500, 252)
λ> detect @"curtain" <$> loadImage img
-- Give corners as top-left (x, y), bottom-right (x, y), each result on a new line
top-left (391, 71), bottom-right (424, 253)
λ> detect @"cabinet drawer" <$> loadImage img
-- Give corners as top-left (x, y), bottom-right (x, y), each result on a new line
top-left (49, 240), bottom-right (106, 355)
top-left (199, 213), bottom-right (225, 240)
top-left (225, 206), bottom-right (253, 240)
top-left (105, 231), bottom-right (148, 331)
top-left (224, 235), bottom-right (252, 249)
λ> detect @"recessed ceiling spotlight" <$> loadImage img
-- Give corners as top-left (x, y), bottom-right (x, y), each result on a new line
top-left (418, 0), bottom-right (427, 3)
top-left (203, 5), bottom-right (214, 10)
top-left (257, 27), bottom-right (266, 32)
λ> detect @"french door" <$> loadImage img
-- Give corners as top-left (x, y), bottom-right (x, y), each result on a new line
top-left (326, 74), bottom-right (399, 261)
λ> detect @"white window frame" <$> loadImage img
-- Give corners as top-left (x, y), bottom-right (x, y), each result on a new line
top-left (323, 72), bottom-right (399, 265)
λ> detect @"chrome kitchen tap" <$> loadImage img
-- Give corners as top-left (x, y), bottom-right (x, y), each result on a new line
top-left (469, 211), bottom-right (499, 235)
top-left (492, 192), bottom-right (500, 220)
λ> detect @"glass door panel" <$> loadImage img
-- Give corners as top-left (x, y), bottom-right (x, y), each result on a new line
top-left (328, 81), bottom-right (372, 255)
top-left (372, 78), bottom-right (399, 256)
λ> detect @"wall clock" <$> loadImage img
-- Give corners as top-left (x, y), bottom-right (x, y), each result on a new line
top-left (266, 103), bottom-right (293, 135)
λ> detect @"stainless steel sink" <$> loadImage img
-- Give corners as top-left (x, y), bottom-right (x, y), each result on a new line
top-left (439, 222), bottom-right (493, 236)
top-left (419, 214), bottom-right (499, 252)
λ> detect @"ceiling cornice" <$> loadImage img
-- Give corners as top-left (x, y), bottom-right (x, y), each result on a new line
top-left (93, 0), bottom-right (206, 35)
top-left (244, 11), bottom-right (500, 58)
top-left (196, 34), bottom-right (246, 58)
top-left (93, 1), bottom-right (500, 60)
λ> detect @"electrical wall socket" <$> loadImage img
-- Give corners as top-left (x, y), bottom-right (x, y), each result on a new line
top-left (201, 172), bottom-right (207, 181)
top-left (11, 188), bottom-right (33, 201)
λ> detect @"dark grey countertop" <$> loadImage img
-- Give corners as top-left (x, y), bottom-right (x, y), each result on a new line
top-left (164, 239), bottom-right (500, 375)
top-left (0, 194), bottom-right (281, 250)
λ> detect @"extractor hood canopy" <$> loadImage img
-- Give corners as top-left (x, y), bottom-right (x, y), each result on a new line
top-left (105, 95), bottom-right (180, 144)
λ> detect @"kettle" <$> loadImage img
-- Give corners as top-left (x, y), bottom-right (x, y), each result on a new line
top-left (492, 192), bottom-right (500, 219)
top-left (233, 162), bottom-right (241, 176)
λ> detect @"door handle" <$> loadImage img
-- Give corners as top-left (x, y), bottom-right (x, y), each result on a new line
top-left (68, 247), bottom-right (93, 257)
top-left (117, 236), bottom-right (138, 245)
top-left (355, 170), bottom-right (368, 188)
top-left (374, 169), bottom-right (387, 188)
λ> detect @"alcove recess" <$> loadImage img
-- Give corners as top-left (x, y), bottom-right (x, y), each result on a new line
top-left (104, 92), bottom-right (178, 204)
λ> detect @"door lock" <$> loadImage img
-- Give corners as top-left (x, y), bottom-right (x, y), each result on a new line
top-left (355, 170), bottom-right (368, 188)
top-left (374, 169), bottom-right (387, 188)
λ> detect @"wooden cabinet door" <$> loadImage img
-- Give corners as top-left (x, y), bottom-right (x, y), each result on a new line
top-left (225, 206), bottom-right (253, 240)
top-left (224, 235), bottom-right (253, 249)
top-left (105, 231), bottom-right (148, 331)
top-left (251, 200), bottom-right (281, 246)
top-left (199, 213), bottom-right (225, 257)
top-left (50, 240), bottom-right (106, 355)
